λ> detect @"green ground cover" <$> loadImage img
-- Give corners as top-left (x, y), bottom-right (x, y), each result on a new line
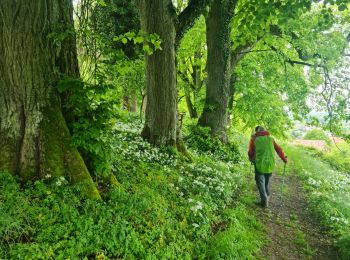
top-left (286, 145), bottom-right (350, 259)
top-left (0, 122), bottom-right (264, 259)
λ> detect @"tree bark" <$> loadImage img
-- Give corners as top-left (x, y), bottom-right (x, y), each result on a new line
top-left (137, 0), bottom-right (210, 147)
top-left (0, 0), bottom-right (100, 199)
top-left (129, 90), bottom-right (138, 113)
top-left (179, 50), bottom-right (203, 119)
top-left (198, 0), bottom-right (237, 142)
top-left (138, 0), bottom-right (177, 146)
top-left (185, 89), bottom-right (198, 119)
top-left (122, 95), bottom-right (130, 111)
top-left (228, 72), bottom-right (237, 111)
top-left (122, 90), bottom-right (138, 113)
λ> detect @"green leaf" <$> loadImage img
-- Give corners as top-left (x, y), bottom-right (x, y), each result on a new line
top-left (134, 36), bottom-right (143, 44)
top-left (338, 3), bottom-right (347, 11)
top-left (143, 44), bottom-right (152, 55)
top-left (97, 0), bottom-right (107, 7)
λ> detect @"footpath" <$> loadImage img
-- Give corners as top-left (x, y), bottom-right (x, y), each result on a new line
top-left (256, 174), bottom-right (338, 260)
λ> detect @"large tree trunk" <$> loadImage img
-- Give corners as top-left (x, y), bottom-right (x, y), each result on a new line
top-left (0, 0), bottom-right (100, 199)
top-left (138, 0), bottom-right (177, 146)
top-left (198, 0), bottom-right (237, 142)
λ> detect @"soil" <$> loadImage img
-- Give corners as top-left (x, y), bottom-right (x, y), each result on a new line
top-left (255, 174), bottom-right (339, 260)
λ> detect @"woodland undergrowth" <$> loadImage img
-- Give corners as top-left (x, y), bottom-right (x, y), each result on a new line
top-left (0, 116), bottom-right (263, 259)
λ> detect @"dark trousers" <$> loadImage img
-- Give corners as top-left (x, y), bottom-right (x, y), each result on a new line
top-left (255, 172), bottom-right (272, 204)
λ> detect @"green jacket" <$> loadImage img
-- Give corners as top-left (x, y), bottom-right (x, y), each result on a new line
top-left (254, 135), bottom-right (276, 174)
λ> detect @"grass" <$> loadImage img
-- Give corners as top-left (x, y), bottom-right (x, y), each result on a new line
top-left (294, 229), bottom-right (314, 258)
top-left (285, 145), bottom-right (350, 259)
top-left (207, 204), bottom-right (264, 259)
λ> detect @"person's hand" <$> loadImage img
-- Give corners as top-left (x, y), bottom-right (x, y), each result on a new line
top-left (284, 156), bottom-right (288, 164)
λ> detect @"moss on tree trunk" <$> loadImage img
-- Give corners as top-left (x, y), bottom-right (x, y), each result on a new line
top-left (0, 0), bottom-right (100, 199)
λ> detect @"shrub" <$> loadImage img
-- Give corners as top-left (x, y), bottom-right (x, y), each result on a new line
top-left (303, 129), bottom-right (331, 145)
top-left (184, 125), bottom-right (240, 163)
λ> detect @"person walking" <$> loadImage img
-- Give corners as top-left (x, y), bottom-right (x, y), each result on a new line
top-left (248, 126), bottom-right (287, 207)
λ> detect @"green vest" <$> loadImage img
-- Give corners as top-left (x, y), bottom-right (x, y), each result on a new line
top-left (254, 135), bottom-right (275, 174)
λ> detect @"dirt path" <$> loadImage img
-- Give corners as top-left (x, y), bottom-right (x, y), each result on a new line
top-left (256, 174), bottom-right (338, 260)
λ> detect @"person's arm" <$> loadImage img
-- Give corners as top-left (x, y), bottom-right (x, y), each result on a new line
top-left (248, 138), bottom-right (255, 162)
top-left (273, 140), bottom-right (287, 163)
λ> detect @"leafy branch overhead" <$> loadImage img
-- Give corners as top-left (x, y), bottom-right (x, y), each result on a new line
top-left (113, 30), bottom-right (162, 55)
top-left (1, 0), bottom-right (350, 259)
top-left (174, 0), bottom-right (212, 47)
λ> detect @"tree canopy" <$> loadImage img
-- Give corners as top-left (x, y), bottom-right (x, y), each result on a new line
top-left (1, 0), bottom-right (350, 258)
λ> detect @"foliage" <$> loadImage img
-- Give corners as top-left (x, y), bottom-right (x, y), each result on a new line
top-left (322, 142), bottom-right (350, 173)
top-left (112, 121), bottom-right (177, 167)
top-left (87, 0), bottom-right (141, 59)
top-left (233, 46), bottom-right (300, 137)
top-left (114, 31), bottom-right (162, 55)
top-left (207, 204), bottom-right (264, 259)
top-left (304, 129), bottom-right (331, 144)
top-left (0, 123), bottom-right (263, 259)
top-left (57, 77), bottom-right (120, 177)
top-left (231, 1), bottom-right (349, 136)
top-left (303, 141), bottom-right (350, 174)
top-left (286, 145), bottom-right (350, 259)
top-left (184, 125), bottom-right (241, 164)
top-left (3, 0), bottom-right (350, 258)
top-left (177, 16), bottom-right (207, 118)
top-left (112, 58), bottom-right (145, 104)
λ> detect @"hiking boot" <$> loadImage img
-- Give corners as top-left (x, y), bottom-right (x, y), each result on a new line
top-left (261, 198), bottom-right (269, 208)
top-left (262, 200), bottom-right (268, 208)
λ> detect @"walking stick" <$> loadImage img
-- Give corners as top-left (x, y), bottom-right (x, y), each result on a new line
top-left (279, 158), bottom-right (287, 211)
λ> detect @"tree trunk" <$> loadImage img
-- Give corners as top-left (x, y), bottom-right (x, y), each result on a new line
top-left (129, 90), bottom-right (138, 113)
top-left (122, 95), bottom-right (130, 111)
top-left (185, 88), bottom-right (198, 119)
top-left (176, 112), bottom-right (191, 159)
top-left (186, 50), bottom-right (202, 119)
top-left (122, 91), bottom-right (137, 113)
top-left (198, 0), bottom-right (237, 142)
top-left (228, 72), bottom-right (237, 111)
top-left (138, 0), bottom-right (177, 146)
top-left (0, 0), bottom-right (100, 199)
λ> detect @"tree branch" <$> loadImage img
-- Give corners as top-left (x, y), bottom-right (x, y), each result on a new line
top-left (175, 0), bottom-right (211, 47)
top-left (237, 49), bottom-right (273, 55)
top-left (268, 44), bottom-right (325, 68)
